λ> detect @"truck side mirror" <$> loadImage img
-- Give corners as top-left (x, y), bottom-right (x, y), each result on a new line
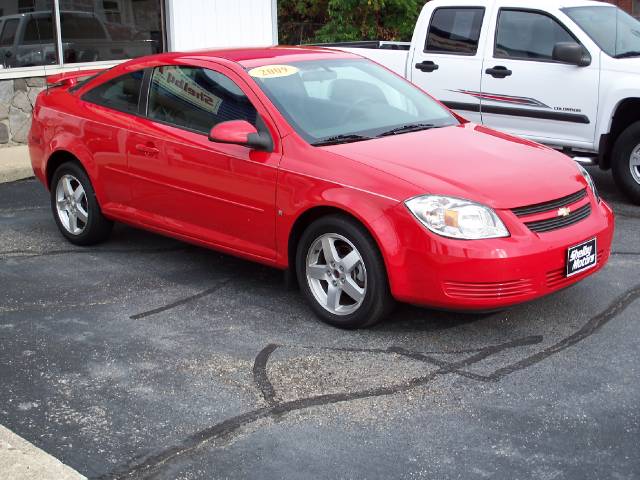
top-left (552, 42), bottom-right (591, 67)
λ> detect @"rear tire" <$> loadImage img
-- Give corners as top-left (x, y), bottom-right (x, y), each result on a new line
top-left (296, 214), bottom-right (395, 329)
top-left (50, 162), bottom-right (113, 245)
top-left (611, 121), bottom-right (640, 205)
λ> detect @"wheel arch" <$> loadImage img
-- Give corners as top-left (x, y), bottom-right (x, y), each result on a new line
top-left (45, 150), bottom-right (84, 189)
top-left (286, 205), bottom-right (391, 288)
top-left (600, 97), bottom-right (640, 170)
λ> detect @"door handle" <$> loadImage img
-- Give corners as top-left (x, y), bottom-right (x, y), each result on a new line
top-left (415, 60), bottom-right (439, 73)
top-left (135, 144), bottom-right (160, 155)
top-left (485, 66), bottom-right (512, 78)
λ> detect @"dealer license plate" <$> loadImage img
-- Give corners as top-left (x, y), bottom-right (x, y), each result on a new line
top-left (566, 238), bottom-right (597, 277)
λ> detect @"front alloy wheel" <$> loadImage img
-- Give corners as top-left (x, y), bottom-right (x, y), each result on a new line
top-left (306, 233), bottom-right (367, 316)
top-left (296, 214), bottom-right (394, 329)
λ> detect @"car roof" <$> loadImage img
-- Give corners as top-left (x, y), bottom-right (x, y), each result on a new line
top-left (139, 46), bottom-right (360, 69)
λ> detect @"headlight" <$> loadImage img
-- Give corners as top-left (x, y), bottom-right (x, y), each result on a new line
top-left (405, 195), bottom-right (509, 239)
top-left (577, 164), bottom-right (600, 202)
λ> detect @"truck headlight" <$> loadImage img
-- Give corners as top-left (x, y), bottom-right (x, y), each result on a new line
top-left (577, 164), bottom-right (600, 202)
top-left (405, 195), bottom-right (509, 239)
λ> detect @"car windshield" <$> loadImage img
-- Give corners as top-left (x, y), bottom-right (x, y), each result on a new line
top-left (563, 6), bottom-right (640, 58)
top-left (248, 58), bottom-right (459, 145)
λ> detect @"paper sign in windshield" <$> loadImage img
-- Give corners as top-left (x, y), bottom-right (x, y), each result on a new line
top-left (249, 65), bottom-right (299, 79)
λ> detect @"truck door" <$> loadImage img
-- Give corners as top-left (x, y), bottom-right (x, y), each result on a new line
top-left (409, 2), bottom-right (492, 124)
top-left (478, 5), bottom-right (599, 149)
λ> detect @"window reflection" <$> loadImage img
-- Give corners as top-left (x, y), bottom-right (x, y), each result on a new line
top-left (0, 0), bottom-right (163, 69)
top-left (0, 1), bottom-right (56, 68)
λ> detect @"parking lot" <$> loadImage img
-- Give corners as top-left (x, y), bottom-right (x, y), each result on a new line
top-left (0, 167), bottom-right (639, 479)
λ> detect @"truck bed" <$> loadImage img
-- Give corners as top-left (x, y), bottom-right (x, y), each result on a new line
top-left (311, 41), bottom-right (410, 76)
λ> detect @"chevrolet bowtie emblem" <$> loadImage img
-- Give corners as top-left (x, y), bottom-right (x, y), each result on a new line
top-left (558, 207), bottom-right (571, 217)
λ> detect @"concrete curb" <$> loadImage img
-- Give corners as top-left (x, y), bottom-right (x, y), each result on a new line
top-left (0, 425), bottom-right (86, 480)
top-left (0, 146), bottom-right (34, 183)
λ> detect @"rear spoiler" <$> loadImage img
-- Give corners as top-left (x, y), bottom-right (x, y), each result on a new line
top-left (46, 69), bottom-right (106, 88)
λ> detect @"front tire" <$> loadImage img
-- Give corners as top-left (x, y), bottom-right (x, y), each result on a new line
top-left (611, 121), bottom-right (640, 205)
top-left (50, 162), bottom-right (113, 245)
top-left (296, 215), bottom-right (394, 329)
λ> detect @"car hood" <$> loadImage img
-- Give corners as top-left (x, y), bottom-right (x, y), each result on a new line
top-left (322, 123), bottom-right (586, 209)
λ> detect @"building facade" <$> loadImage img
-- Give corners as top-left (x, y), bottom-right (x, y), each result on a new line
top-left (606, 0), bottom-right (638, 15)
top-left (0, 0), bottom-right (277, 146)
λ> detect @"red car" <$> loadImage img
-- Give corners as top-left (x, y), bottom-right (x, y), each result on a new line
top-left (29, 47), bottom-right (614, 329)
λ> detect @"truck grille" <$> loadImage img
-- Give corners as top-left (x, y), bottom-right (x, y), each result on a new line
top-left (511, 189), bottom-right (586, 217)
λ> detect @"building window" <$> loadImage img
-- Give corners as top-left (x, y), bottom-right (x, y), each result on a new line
top-left (0, 0), bottom-right (164, 71)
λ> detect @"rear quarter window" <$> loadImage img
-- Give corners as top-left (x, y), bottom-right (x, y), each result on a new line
top-left (82, 70), bottom-right (145, 115)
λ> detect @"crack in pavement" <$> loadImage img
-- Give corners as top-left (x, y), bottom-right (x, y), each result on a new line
top-left (252, 344), bottom-right (279, 407)
top-left (96, 284), bottom-right (640, 480)
top-left (129, 279), bottom-right (232, 320)
top-left (0, 246), bottom-right (189, 260)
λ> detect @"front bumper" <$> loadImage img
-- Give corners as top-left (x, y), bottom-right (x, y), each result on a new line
top-left (375, 198), bottom-right (614, 310)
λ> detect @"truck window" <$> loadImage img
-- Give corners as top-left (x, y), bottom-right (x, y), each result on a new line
top-left (495, 10), bottom-right (575, 61)
top-left (425, 7), bottom-right (485, 55)
top-left (24, 14), bottom-right (55, 44)
top-left (61, 13), bottom-right (108, 40)
top-left (0, 18), bottom-right (19, 47)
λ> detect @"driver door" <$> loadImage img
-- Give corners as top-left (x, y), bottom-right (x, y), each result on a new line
top-left (126, 64), bottom-right (281, 261)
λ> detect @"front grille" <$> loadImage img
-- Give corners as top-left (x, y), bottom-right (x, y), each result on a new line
top-left (443, 279), bottom-right (534, 299)
top-left (511, 189), bottom-right (586, 217)
top-left (524, 203), bottom-right (591, 233)
top-left (546, 249), bottom-right (604, 288)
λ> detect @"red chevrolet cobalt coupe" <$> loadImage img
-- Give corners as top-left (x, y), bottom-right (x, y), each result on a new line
top-left (29, 47), bottom-right (614, 329)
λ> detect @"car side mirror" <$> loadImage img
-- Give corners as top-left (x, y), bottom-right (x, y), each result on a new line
top-left (552, 42), bottom-right (591, 67)
top-left (208, 120), bottom-right (271, 151)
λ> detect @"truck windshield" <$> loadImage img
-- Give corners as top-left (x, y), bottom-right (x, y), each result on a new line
top-left (563, 6), bottom-right (640, 58)
top-left (248, 58), bottom-right (459, 145)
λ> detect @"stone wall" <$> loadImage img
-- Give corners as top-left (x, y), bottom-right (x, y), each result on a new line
top-left (0, 77), bottom-right (46, 147)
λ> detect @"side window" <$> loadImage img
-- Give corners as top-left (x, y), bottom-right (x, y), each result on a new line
top-left (24, 14), bottom-right (55, 44)
top-left (495, 10), bottom-right (576, 61)
top-left (425, 8), bottom-right (485, 55)
top-left (82, 70), bottom-right (144, 114)
top-left (147, 66), bottom-right (257, 134)
top-left (0, 19), bottom-right (19, 47)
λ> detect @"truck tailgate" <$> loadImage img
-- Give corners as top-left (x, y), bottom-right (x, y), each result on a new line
top-left (328, 47), bottom-right (409, 76)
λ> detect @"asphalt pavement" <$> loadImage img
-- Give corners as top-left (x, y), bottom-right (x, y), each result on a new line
top-left (0, 166), bottom-right (638, 479)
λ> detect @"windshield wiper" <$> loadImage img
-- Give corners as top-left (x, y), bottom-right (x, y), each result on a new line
top-left (377, 123), bottom-right (436, 137)
top-left (311, 134), bottom-right (372, 146)
top-left (614, 51), bottom-right (640, 58)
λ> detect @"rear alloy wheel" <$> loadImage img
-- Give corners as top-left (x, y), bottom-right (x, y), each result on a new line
top-left (55, 174), bottom-right (89, 235)
top-left (296, 215), bottom-right (394, 329)
top-left (50, 162), bottom-right (113, 245)
top-left (611, 121), bottom-right (640, 205)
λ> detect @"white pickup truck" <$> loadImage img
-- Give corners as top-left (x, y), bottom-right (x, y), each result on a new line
top-left (330, 0), bottom-right (640, 204)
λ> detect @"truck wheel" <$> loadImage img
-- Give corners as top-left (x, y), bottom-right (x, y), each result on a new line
top-left (50, 162), bottom-right (113, 245)
top-left (296, 214), bottom-right (395, 329)
top-left (611, 121), bottom-right (640, 205)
